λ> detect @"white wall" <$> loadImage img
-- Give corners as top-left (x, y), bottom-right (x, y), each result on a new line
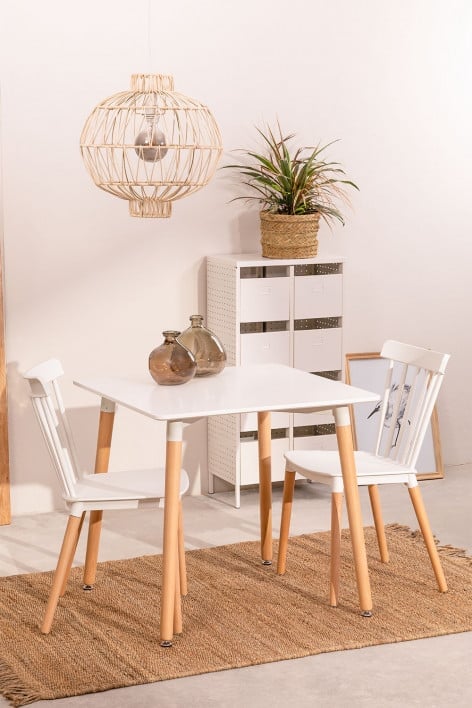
top-left (1, 0), bottom-right (471, 515)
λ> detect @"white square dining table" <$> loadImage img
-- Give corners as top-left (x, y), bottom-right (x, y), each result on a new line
top-left (74, 363), bottom-right (379, 646)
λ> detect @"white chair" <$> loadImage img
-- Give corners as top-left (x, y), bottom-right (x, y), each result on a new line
top-left (24, 359), bottom-right (189, 634)
top-left (277, 340), bottom-right (450, 608)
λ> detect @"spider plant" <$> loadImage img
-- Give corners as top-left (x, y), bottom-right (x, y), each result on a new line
top-left (224, 122), bottom-right (359, 225)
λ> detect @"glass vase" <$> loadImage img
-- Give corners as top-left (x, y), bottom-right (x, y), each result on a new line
top-left (178, 315), bottom-right (227, 376)
top-left (148, 330), bottom-right (197, 385)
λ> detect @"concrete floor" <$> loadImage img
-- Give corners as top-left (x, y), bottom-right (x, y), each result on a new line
top-left (0, 464), bottom-right (471, 707)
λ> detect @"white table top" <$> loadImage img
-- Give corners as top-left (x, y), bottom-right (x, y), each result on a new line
top-left (74, 364), bottom-right (379, 422)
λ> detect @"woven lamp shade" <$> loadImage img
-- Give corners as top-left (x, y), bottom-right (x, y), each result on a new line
top-left (80, 74), bottom-right (223, 218)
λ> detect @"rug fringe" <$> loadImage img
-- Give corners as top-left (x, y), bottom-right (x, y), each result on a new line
top-left (0, 662), bottom-right (41, 707)
top-left (435, 544), bottom-right (472, 564)
top-left (385, 522), bottom-right (418, 536)
top-left (386, 523), bottom-right (472, 565)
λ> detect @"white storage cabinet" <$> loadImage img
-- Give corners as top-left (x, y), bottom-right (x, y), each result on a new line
top-left (207, 253), bottom-right (344, 507)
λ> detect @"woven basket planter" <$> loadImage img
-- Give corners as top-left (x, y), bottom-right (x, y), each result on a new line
top-left (260, 211), bottom-right (320, 259)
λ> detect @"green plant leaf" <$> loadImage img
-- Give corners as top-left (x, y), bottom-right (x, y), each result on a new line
top-left (223, 122), bottom-right (358, 221)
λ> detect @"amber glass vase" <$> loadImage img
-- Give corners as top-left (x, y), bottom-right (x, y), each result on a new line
top-left (149, 330), bottom-right (197, 385)
top-left (178, 315), bottom-right (227, 376)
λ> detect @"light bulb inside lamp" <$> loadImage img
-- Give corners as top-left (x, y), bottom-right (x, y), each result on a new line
top-left (134, 113), bottom-right (168, 162)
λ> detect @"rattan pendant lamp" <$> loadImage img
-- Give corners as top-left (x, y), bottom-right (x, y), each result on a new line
top-left (80, 73), bottom-right (223, 218)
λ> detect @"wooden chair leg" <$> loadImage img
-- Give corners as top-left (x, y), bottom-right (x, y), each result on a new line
top-left (178, 501), bottom-right (187, 597)
top-left (277, 470), bottom-right (296, 575)
top-left (368, 485), bottom-right (389, 563)
top-left (83, 510), bottom-right (103, 588)
top-left (173, 550), bottom-right (183, 635)
top-left (60, 511), bottom-right (86, 597)
top-left (330, 492), bottom-right (343, 607)
top-left (408, 485), bottom-right (447, 592)
top-left (83, 406), bottom-right (115, 588)
top-left (41, 515), bottom-right (82, 634)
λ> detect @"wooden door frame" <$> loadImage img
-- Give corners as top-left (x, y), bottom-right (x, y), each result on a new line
top-left (0, 100), bottom-right (11, 524)
top-left (0, 248), bottom-right (10, 524)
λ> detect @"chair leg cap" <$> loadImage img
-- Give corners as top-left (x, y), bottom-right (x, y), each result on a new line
top-left (361, 610), bottom-right (373, 618)
top-left (82, 584), bottom-right (94, 592)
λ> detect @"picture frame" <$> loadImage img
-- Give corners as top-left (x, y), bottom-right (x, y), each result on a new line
top-left (345, 352), bottom-right (444, 480)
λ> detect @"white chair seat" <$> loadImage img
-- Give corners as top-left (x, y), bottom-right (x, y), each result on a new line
top-left (70, 467), bottom-right (189, 502)
top-left (284, 450), bottom-right (414, 489)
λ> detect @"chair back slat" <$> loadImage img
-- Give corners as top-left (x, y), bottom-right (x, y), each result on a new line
top-left (374, 341), bottom-right (450, 468)
top-left (374, 359), bottom-right (394, 456)
top-left (24, 359), bottom-right (79, 498)
top-left (405, 371), bottom-right (443, 469)
top-left (32, 397), bottom-right (77, 497)
top-left (51, 378), bottom-right (82, 478)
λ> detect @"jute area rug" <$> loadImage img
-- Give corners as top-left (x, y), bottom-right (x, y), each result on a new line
top-left (1, 524), bottom-right (471, 706)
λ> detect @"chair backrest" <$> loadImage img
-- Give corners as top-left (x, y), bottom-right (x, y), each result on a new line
top-left (373, 340), bottom-right (450, 468)
top-left (24, 359), bottom-right (80, 497)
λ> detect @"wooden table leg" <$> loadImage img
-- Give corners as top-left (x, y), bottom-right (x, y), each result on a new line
top-left (160, 420), bottom-right (183, 647)
top-left (334, 406), bottom-right (373, 616)
top-left (257, 411), bottom-right (272, 564)
top-left (83, 398), bottom-right (115, 588)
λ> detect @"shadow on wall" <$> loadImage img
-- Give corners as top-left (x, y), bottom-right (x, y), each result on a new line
top-left (233, 210), bottom-right (260, 253)
top-left (194, 211), bottom-right (260, 319)
top-left (181, 417), bottom-right (207, 496)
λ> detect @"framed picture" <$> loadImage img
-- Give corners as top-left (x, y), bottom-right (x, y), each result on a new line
top-left (345, 352), bottom-right (444, 480)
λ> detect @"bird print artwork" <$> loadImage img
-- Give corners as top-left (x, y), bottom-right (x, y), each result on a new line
top-left (367, 383), bottom-right (411, 447)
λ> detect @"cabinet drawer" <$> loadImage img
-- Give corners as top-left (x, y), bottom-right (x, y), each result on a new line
top-left (240, 331), bottom-right (291, 365)
top-left (294, 274), bottom-right (342, 319)
top-left (240, 437), bottom-right (289, 485)
top-left (293, 434), bottom-right (339, 452)
top-left (241, 411), bottom-right (291, 432)
top-left (294, 329), bottom-right (342, 372)
top-left (293, 410), bottom-right (334, 428)
top-left (240, 277), bottom-right (290, 322)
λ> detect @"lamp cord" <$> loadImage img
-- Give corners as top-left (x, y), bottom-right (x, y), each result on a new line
top-left (147, 0), bottom-right (152, 73)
